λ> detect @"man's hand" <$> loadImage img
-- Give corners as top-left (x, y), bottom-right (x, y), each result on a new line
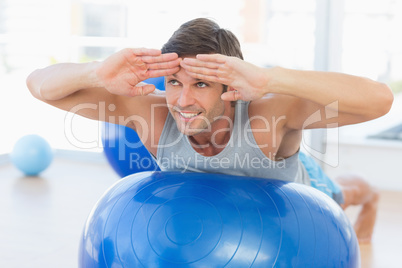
top-left (96, 48), bottom-right (180, 97)
top-left (180, 54), bottom-right (269, 101)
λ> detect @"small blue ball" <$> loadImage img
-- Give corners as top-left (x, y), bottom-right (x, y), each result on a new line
top-left (10, 134), bottom-right (54, 176)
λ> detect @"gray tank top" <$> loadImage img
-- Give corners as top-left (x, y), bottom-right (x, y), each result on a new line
top-left (157, 101), bottom-right (310, 185)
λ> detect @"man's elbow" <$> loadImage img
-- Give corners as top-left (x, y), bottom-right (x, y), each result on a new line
top-left (26, 70), bottom-right (43, 100)
top-left (372, 83), bottom-right (394, 119)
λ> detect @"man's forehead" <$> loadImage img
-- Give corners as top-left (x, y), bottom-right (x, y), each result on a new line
top-left (166, 71), bottom-right (202, 82)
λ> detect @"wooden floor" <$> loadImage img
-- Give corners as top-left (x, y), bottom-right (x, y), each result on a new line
top-left (0, 157), bottom-right (401, 268)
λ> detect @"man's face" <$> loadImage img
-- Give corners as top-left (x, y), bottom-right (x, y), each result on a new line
top-left (165, 66), bottom-right (228, 136)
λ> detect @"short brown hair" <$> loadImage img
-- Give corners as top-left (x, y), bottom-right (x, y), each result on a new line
top-left (162, 18), bottom-right (243, 60)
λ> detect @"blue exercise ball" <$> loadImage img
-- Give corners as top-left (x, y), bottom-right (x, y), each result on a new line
top-left (102, 123), bottom-right (160, 178)
top-left (101, 77), bottom-right (164, 177)
top-left (79, 172), bottom-right (360, 267)
top-left (10, 134), bottom-right (54, 176)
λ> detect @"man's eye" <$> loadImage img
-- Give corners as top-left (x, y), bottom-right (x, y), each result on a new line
top-left (196, 82), bottom-right (208, 88)
top-left (168, 80), bottom-right (179, 86)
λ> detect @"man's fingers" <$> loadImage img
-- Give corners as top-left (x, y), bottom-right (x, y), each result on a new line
top-left (147, 58), bottom-right (181, 70)
top-left (147, 66), bottom-right (180, 78)
top-left (130, 84), bottom-right (156, 97)
top-left (221, 90), bottom-right (241, 101)
top-left (140, 53), bottom-right (179, 63)
top-left (131, 48), bottom-right (162, 56)
top-left (180, 62), bottom-right (219, 76)
top-left (184, 70), bottom-right (230, 85)
top-left (181, 58), bottom-right (221, 69)
top-left (196, 54), bottom-right (227, 63)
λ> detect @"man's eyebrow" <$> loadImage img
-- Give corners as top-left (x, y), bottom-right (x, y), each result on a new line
top-left (165, 73), bottom-right (177, 78)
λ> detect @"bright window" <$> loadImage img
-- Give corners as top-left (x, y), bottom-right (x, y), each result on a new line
top-left (1, 0), bottom-right (400, 155)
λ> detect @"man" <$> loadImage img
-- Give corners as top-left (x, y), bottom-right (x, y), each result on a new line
top-left (27, 18), bottom-right (392, 243)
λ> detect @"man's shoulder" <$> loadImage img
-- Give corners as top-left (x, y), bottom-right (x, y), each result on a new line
top-left (247, 94), bottom-right (302, 158)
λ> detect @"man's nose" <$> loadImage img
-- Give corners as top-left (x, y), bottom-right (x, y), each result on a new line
top-left (178, 85), bottom-right (196, 107)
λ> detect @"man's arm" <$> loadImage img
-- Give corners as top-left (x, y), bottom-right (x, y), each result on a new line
top-left (180, 54), bottom-right (394, 129)
top-left (26, 48), bottom-right (180, 121)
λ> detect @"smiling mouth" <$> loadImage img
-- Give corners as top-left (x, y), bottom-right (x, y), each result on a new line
top-left (178, 112), bottom-right (201, 120)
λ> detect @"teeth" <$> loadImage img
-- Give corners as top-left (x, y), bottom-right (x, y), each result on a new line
top-left (180, 112), bottom-right (199, 119)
